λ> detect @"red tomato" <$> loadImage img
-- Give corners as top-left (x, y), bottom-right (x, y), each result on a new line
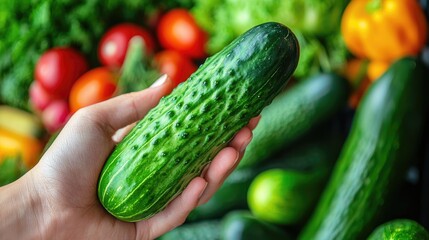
top-left (69, 67), bottom-right (118, 113)
top-left (29, 81), bottom-right (57, 112)
top-left (98, 23), bottom-right (155, 68)
top-left (42, 99), bottom-right (71, 133)
top-left (154, 50), bottom-right (197, 87)
top-left (35, 47), bottom-right (88, 99)
top-left (157, 9), bottom-right (207, 59)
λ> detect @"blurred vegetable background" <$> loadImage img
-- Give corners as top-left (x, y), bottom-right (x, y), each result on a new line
top-left (1, 0), bottom-right (429, 239)
top-left (191, 0), bottom-right (350, 79)
top-left (0, 0), bottom-right (193, 110)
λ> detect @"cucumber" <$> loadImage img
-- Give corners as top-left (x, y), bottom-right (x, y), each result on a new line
top-left (221, 210), bottom-right (292, 240)
top-left (367, 219), bottom-right (429, 240)
top-left (298, 57), bottom-right (428, 240)
top-left (158, 220), bottom-right (221, 240)
top-left (186, 165), bottom-right (263, 222)
top-left (97, 22), bottom-right (299, 222)
top-left (247, 167), bottom-right (330, 226)
top-left (187, 120), bottom-right (343, 222)
top-left (237, 72), bottom-right (349, 169)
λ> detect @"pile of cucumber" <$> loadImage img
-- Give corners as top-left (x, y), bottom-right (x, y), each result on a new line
top-left (158, 57), bottom-right (429, 239)
top-left (160, 69), bottom-right (350, 239)
top-left (95, 22), bottom-right (429, 239)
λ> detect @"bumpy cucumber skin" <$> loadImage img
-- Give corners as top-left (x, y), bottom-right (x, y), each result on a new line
top-left (97, 22), bottom-right (299, 222)
top-left (237, 73), bottom-right (349, 169)
top-left (298, 57), bottom-right (427, 240)
top-left (368, 219), bottom-right (429, 240)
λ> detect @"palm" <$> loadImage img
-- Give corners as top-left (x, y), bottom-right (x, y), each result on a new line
top-left (32, 114), bottom-right (136, 239)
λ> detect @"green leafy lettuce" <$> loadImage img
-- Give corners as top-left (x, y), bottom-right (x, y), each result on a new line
top-left (191, 0), bottom-right (350, 79)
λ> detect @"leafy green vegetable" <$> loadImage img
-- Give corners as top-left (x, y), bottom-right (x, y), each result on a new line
top-left (0, 0), bottom-right (193, 110)
top-left (191, 0), bottom-right (350, 79)
top-left (118, 37), bottom-right (160, 93)
top-left (294, 31), bottom-right (349, 78)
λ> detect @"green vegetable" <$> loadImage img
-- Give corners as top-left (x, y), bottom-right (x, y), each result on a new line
top-left (0, 0), bottom-right (192, 110)
top-left (118, 37), bottom-right (160, 93)
top-left (97, 22), bottom-right (299, 222)
top-left (191, 0), bottom-right (350, 78)
top-left (186, 165), bottom-right (263, 222)
top-left (238, 72), bottom-right (349, 169)
top-left (158, 220), bottom-right (221, 240)
top-left (293, 31), bottom-right (349, 79)
top-left (298, 57), bottom-right (428, 240)
top-left (367, 219), bottom-right (429, 240)
top-left (0, 156), bottom-right (27, 186)
top-left (187, 121), bottom-right (344, 222)
top-left (275, 0), bottom-right (349, 36)
top-left (247, 168), bottom-right (330, 226)
top-left (221, 210), bottom-right (292, 240)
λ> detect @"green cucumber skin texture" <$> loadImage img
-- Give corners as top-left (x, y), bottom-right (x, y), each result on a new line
top-left (97, 22), bottom-right (299, 222)
top-left (368, 219), bottom-right (429, 240)
top-left (237, 72), bottom-right (349, 169)
top-left (298, 57), bottom-right (427, 240)
top-left (158, 220), bottom-right (221, 240)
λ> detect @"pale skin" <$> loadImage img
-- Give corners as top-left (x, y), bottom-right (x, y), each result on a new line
top-left (0, 75), bottom-right (259, 240)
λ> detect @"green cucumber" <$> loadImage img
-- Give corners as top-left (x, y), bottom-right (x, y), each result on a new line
top-left (158, 220), bottom-right (221, 240)
top-left (298, 57), bottom-right (428, 240)
top-left (367, 219), bottom-right (429, 240)
top-left (221, 210), bottom-right (292, 240)
top-left (247, 167), bottom-right (330, 226)
top-left (187, 120), bottom-right (343, 222)
top-left (186, 165), bottom-right (263, 222)
top-left (97, 22), bottom-right (299, 222)
top-left (237, 72), bottom-right (349, 169)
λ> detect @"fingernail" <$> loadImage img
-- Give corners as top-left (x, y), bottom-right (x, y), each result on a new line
top-left (200, 162), bottom-right (211, 178)
top-left (240, 137), bottom-right (252, 154)
top-left (253, 115), bottom-right (261, 129)
top-left (112, 122), bottom-right (136, 142)
top-left (198, 181), bottom-right (208, 199)
top-left (249, 115), bottom-right (261, 130)
top-left (150, 74), bottom-right (168, 88)
top-left (232, 150), bottom-right (240, 166)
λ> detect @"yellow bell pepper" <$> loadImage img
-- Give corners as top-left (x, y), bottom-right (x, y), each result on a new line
top-left (341, 0), bottom-right (427, 62)
top-left (0, 127), bottom-right (43, 169)
top-left (367, 60), bottom-right (390, 81)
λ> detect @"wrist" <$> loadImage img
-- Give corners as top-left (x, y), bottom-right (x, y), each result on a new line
top-left (0, 170), bottom-right (55, 239)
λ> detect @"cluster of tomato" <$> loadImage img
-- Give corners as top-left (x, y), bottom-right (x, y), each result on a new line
top-left (29, 8), bottom-right (207, 133)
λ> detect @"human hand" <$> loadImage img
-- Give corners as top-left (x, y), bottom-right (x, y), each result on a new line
top-left (1, 75), bottom-right (259, 240)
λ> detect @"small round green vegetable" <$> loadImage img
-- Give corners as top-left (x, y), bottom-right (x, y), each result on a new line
top-left (367, 219), bottom-right (429, 240)
top-left (247, 168), bottom-right (325, 225)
